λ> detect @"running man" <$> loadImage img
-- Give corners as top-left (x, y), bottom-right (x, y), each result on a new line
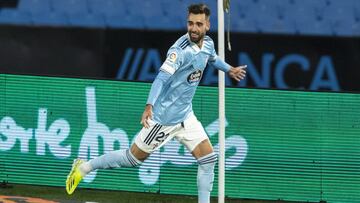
top-left (66, 3), bottom-right (246, 203)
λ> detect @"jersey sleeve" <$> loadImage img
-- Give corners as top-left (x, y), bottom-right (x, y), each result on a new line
top-left (207, 39), bottom-right (231, 72)
top-left (209, 56), bottom-right (231, 72)
top-left (160, 47), bottom-right (184, 75)
top-left (146, 70), bottom-right (171, 106)
top-left (208, 44), bottom-right (217, 63)
top-left (207, 38), bottom-right (217, 63)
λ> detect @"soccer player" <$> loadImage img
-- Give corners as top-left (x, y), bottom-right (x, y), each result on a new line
top-left (66, 3), bottom-right (246, 203)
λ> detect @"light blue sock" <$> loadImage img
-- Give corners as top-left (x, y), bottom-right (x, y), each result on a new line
top-left (197, 152), bottom-right (217, 203)
top-left (89, 149), bottom-right (142, 171)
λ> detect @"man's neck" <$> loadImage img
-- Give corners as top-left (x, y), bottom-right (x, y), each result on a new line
top-left (196, 39), bottom-right (204, 49)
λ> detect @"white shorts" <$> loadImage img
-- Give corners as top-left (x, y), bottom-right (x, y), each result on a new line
top-left (135, 113), bottom-right (209, 153)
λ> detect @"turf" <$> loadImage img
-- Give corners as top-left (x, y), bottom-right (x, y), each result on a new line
top-left (0, 183), bottom-right (301, 203)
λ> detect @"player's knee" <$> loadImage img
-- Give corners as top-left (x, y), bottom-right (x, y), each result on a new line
top-left (130, 143), bottom-right (150, 162)
top-left (125, 149), bottom-right (142, 167)
top-left (197, 152), bottom-right (217, 168)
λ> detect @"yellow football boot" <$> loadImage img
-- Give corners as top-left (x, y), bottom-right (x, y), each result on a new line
top-left (66, 159), bottom-right (84, 195)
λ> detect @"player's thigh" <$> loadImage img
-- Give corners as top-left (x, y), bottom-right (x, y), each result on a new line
top-left (191, 139), bottom-right (214, 159)
top-left (135, 121), bottom-right (178, 155)
top-left (176, 116), bottom-right (212, 157)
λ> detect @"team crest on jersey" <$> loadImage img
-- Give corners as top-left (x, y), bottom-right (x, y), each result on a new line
top-left (166, 52), bottom-right (177, 63)
top-left (187, 70), bottom-right (203, 84)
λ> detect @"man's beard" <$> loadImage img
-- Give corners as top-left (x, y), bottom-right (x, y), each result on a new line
top-left (188, 31), bottom-right (204, 44)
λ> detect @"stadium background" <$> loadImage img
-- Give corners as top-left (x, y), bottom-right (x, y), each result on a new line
top-left (0, 0), bottom-right (359, 202)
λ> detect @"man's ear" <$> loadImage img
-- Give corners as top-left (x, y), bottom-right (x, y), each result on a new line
top-left (206, 20), bottom-right (210, 31)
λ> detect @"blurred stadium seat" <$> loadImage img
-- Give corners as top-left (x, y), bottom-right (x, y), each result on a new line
top-left (253, 1), bottom-right (296, 34)
top-left (230, 0), bottom-right (259, 32)
top-left (32, 12), bottom-right (68, 27)
top-left (0, 0), bottom-right (358, 36)
top-left (161, 0), bottom-right (188, 21)
top-left (144, 15), bottom-right (184, 30)
top-left (323, 3), bottom-right (354, 36)
top-left (68, 13), bottom-right (105, 28)
top-left (105, 13), bottom-right (144, 29)
top-left (18, 0), bottom-right (52, 15)
top-left (0, 9), bottom-right (31, 25)
top-left (126, 0), bottom-right (163, 17)
top-left (295, 15), bottom-right (333, 36)
top-left (52, 0), bottom-right (88, 15)
top-left (88, 0), bottom-right (126, 16)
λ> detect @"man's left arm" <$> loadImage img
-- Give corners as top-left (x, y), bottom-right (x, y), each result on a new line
top-left (208, 56), bottom-right (247, 82)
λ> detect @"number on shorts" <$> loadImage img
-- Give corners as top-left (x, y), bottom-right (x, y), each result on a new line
top-left (154, 132), bottom-right (170, 143)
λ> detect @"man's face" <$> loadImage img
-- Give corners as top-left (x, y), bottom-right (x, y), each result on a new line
top-left (187, 13), bottom-right (210, 44)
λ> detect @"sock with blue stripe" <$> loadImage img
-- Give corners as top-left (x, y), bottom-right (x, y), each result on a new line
top-left (80, 149), bottom-right (142, 175)
top-left (197, 152), bottom-right (217, 203)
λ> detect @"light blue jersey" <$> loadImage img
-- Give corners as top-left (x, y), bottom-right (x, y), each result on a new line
top-left (147, 33), bottom-right (231, 125)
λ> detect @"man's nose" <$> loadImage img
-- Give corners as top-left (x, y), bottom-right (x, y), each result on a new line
top-left (190, 26), bottom-right (197, 32)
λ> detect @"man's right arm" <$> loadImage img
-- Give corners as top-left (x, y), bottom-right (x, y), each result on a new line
top-left (141, 71), bottom-right (171, 128)
top-left (146, 71), bottom-right (171, 106)
top-left (141, 46), bottom-right (183, 128)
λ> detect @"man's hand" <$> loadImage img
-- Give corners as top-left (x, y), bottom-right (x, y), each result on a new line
top-left (141, 104), bottom-right (153, 128)
top-left (228, 65), bottom-right (247, 82)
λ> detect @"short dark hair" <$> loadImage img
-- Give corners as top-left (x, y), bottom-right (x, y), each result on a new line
top-left (188, 3), bottom-right (210, 18)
